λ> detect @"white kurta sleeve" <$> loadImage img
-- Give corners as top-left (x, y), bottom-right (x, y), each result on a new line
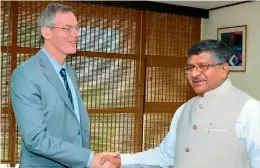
top-left (121, 103), bottom-right (185, 167)
top-left (237, 99), bottom-right (260, 168)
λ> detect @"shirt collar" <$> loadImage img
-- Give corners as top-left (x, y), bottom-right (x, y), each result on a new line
top-left (202, 78), bottom-right (233, 98)
top-left (41, 47), bottom-right (66, 73)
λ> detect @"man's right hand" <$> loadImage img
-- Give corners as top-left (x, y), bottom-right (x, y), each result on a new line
top-left (90, 152), bottom-right (119, 168)
top-left (100, 154), bottom-right (121, 168)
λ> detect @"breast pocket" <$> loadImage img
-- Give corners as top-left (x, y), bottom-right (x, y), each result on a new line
top-left (204, 125), bottom-right (230, 142)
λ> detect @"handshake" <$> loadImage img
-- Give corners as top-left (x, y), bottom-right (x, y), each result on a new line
top-left (90, 152), bottom-right (121, 168)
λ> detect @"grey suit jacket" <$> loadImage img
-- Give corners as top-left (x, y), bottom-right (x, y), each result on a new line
top-left (11, 50), bottom-right (91, 168)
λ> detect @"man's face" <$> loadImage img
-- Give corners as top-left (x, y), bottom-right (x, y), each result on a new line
top-left (48, 11), bottom-right (79, 55)
top-left (186, 52), bottom-right (229, 96)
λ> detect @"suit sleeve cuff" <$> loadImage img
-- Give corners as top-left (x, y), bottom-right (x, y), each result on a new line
top-left (86, 151), bottom-right (94, 167)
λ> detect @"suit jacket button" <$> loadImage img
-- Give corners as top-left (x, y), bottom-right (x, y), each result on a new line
top-left (77, 130), bottom-right (81, 135)
top-left (193, 125), bottom-right (197, 130)
top-left (185, 148), bottom-right (190, 152)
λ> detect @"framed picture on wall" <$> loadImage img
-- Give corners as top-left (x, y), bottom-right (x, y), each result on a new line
top-left (217, 25), bottom-right (247, 72)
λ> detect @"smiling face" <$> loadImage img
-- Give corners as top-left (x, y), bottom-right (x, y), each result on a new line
top-left (187, 52), bottom-right (229, 96)
top-left (42, 11), bottom-right (79, 58)
top-left (50, 11), bottom-right (79, 54)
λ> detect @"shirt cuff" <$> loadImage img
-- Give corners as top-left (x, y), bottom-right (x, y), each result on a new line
top-left (120, 153), bottom-right (136, 165)
top-left (86, 151), bottom-right (94, 167)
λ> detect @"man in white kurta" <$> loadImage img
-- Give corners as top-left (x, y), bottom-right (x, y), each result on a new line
top-left (101, 40), bottom-right (260, 168)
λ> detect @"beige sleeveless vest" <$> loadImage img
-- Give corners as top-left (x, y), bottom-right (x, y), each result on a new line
top-left (174, 79), bottom-right (251, 168)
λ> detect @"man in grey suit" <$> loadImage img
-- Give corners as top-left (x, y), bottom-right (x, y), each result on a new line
top-left (11, 3), bottom-right (116, 168)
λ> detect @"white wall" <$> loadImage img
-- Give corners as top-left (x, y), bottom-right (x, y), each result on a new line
top-left (202, 2), bottom-right (260, 100)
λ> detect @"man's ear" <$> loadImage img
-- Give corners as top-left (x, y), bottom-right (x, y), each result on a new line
top-left (221, 63), bottom-right (229, 78)
top-left (41, 27), bottom-right (51, 40)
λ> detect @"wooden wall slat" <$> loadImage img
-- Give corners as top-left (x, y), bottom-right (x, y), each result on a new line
top-left (143, 11), bottom-right (200, 150)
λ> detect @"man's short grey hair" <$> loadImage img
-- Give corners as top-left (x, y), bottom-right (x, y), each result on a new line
top-left (38, 3), bottom-right (74, 43)
top-left (187, 39), bottom-right (230, 64)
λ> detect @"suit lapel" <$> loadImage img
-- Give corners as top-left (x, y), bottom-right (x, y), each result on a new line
top-left (38, 51), bottom-right (75, 114)
top-left (66, 67), bottom-right (85, 122)
top-left (67, 67), bottom-right (89, 130)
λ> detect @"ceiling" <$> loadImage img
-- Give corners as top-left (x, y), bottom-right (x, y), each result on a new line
top-left (150, 0), bottom-right (248, 10)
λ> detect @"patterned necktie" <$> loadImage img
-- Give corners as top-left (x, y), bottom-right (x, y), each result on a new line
top-left (59, 68), bottom-right (74, 108)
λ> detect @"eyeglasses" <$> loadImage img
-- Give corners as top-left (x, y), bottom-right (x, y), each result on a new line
top-left (184, 63), bottom-right (223, 74)
top-left (51, 26), bottom-right (80, 33)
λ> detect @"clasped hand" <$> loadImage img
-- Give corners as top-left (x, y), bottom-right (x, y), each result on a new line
top-left (90, 152), bottom-right (121, 168)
